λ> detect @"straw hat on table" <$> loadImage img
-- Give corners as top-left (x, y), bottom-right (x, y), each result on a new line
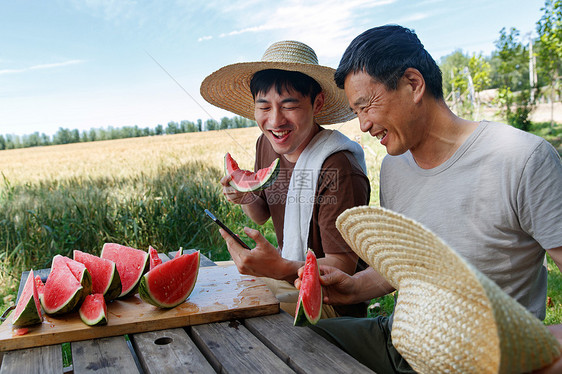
top-left (200, 40), bottom-right (356, 126)
top-left (336, 206), bottom-right (561, 374)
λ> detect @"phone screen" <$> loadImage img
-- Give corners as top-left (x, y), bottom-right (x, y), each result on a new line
top-left (204, 209), bottom-right (251, 249)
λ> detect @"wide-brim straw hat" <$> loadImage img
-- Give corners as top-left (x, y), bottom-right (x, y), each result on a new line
top-left (336, 206), bottom-right (561, 374)
top-left (200, 40), bottom-right (356, 126)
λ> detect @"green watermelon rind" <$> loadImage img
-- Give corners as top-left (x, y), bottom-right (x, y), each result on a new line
top-left (293, 250), bottom-right (322, 326)
top-left (12, 270), bottom-right (43, 327)
top-left (139, 251), bottom-right (200, 308)
top-left (104, 264), bottom-right (123, 301)
top-left (42, 285), bottom-right (84, 316)
top-left (225, 153), bottom-right (280, 192)
top-left (79, 295), bottom-right (108, 326)
top-left (293, 299), bottom-right (311, 327)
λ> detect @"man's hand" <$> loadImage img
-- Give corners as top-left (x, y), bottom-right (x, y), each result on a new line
top-left (295, 266), bottom-right (394, 306)
top-left (220, 175), bottom-right (258, 205)
top-left (220, 227), bottom-right (300, 282)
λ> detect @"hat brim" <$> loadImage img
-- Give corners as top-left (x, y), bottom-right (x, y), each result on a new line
top-left (200, 61), bottom-right (356, 126)
top-left (336, 206), bottom-right (561, 374)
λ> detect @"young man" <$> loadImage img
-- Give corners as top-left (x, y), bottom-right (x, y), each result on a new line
top-left (296, 25), bottom-right (562, 373)
top-left (200, 40), bottom-right (370, 317)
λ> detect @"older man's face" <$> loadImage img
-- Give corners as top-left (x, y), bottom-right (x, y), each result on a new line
top-left (344, 70), bottom-right (419, 156)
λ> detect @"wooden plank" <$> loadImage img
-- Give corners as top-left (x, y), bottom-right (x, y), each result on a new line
top-left (0, 344), bottom-right (62, 374)
top-left (71, 336), bottom-right (140, 374)
top-left (0, 265), bottom-right (279, 351)
top-left (245, 312), bottom-right (374, 374)
top-left (191, 320), bottom-right (294, 374)
top-left (130, 328), bottom-right (214, 373)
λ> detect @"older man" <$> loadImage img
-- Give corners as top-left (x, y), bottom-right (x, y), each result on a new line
top-left (298, 25), bottom-right (562, 373)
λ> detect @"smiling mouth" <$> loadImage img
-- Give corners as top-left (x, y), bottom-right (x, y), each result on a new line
top-left (271, 130), bottom-right (290, 138)
top-left (375, 130), bottom-right (387, 140)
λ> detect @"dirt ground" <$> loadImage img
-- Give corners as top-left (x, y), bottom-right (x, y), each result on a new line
top-left (476, 102), bottom-right (562, 124)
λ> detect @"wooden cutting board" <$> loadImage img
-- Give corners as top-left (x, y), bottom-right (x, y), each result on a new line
top-left (0, 265), bottom-right (279, 351)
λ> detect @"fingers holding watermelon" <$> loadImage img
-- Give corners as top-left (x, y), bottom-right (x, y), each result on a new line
top-left (219, 175), bottom-right (259, 205)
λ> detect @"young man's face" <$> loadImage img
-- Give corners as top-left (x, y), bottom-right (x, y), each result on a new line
top-left (344, 70), bottom-right (419, 156)
top-left (254, 86), bottom-right (324, 163)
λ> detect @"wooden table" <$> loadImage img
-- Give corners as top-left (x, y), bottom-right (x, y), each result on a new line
top-left (0, 251), bottom-right (374, 373)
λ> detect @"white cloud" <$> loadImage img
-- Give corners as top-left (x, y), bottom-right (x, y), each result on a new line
top-left (0, 60), bottom-right (85, 76)
top-left (197, 0), bottom-right (398, 64)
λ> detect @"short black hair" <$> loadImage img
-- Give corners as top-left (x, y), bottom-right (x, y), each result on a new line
top-left (250, 69), bottom-right (322, 105)
top-left (335, 25), bottom-right (443, 100)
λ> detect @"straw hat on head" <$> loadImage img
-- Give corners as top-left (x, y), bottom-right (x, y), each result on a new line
top-left (336, 206), bottom-right (561, 374)
top-left (200, 40), bottom-right (356, 126)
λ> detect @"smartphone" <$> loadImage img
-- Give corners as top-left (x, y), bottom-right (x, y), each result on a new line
top-left (204, 209), bottom-right (251, 249)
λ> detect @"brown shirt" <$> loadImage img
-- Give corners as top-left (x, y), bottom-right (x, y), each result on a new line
top-left (255, 130), bottom-right (371, 317)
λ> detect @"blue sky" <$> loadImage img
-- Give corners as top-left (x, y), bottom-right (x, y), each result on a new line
top-left (0, 0), bottom-right (544, 137)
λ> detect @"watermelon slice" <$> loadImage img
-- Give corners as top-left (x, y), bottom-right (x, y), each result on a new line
top-left (73, 250), bottom-right (122, 301)
top-left (139, 251), bottom-right (200, 308)
top-left (148, 246), bottom-right (163, 270)
top-left (225, 153), bottom-right (280, 192)
top-left (174, 247), bottom-right (183, 259)
top-left (294, 250), bottom-right (322, 326)
top-left (12, 269), bottom-right (43, 327)
top-left (34, 275), bottom-right (45, 301)
top-left (79, 294), bottom-right (108, 326)
top-left (42, 259), bottom-right (84, 315)
top-left (101, 243), bottom-right (149, 298)
top-left (53, 255), bottom-right (93, 296)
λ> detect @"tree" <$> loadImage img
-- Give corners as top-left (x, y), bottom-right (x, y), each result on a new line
top-left (536, 0), bottom-right (562, 127)
top-left (205, 119), bottom-right (219, 131)
top-left (493, 27), bottom-right (533, 129)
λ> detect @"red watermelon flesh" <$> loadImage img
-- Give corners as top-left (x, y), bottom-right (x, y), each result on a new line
top-left (53, 255), bottom-right (93, 295)
top-left (79, 294), bottom-right (108, 326)
top-left (42, 260), bottom-right (84, 315)
top-left (12, 269), bottom-right (43, 327)
top-left (224, 153), bottom-right (280, 192)
top-left (294, 250), bottom-right (322, 326)
top-left (139, 251), bottom-right (200, 308)
top-left (34, 275), bottom-right (45, 300)
top-left (101, 243), bottom-right (149, 298)
top-left (148, 246), bottom-right (162, 270)
top-left (73, 250), bottom-right (122, 301)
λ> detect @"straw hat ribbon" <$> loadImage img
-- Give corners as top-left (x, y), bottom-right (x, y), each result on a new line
top-left (336, 206), bottom-right (561, 374)
top-left (200, 40), bottom-right (356, 126)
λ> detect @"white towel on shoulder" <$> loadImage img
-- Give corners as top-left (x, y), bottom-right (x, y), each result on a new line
top-left (281, 129), bottom-right (367, 261)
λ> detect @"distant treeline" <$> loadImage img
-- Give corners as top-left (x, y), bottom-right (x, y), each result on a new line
top-left (0, 116), bottom-right (256, 150)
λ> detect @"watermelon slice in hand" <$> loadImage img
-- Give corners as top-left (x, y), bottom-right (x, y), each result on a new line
top-left (294, 250), bottom-right (323, 326)
top-left (12, 269), bottom-right (43, 327)
top-left (101, 243), bottom-right (149, 299)
top-left (139, 251), bottom-right (200, 308)
top-left (224, 153), bottom-right (280, 192)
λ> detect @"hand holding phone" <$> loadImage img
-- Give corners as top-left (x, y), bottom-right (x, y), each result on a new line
top-left (204, 209), bottom-right (251, 249)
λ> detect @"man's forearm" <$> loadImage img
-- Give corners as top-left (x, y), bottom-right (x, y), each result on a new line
top-left (352, 267), bottom-right (395, 303)
top-left (241, 195), bottom-right (271, 225)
